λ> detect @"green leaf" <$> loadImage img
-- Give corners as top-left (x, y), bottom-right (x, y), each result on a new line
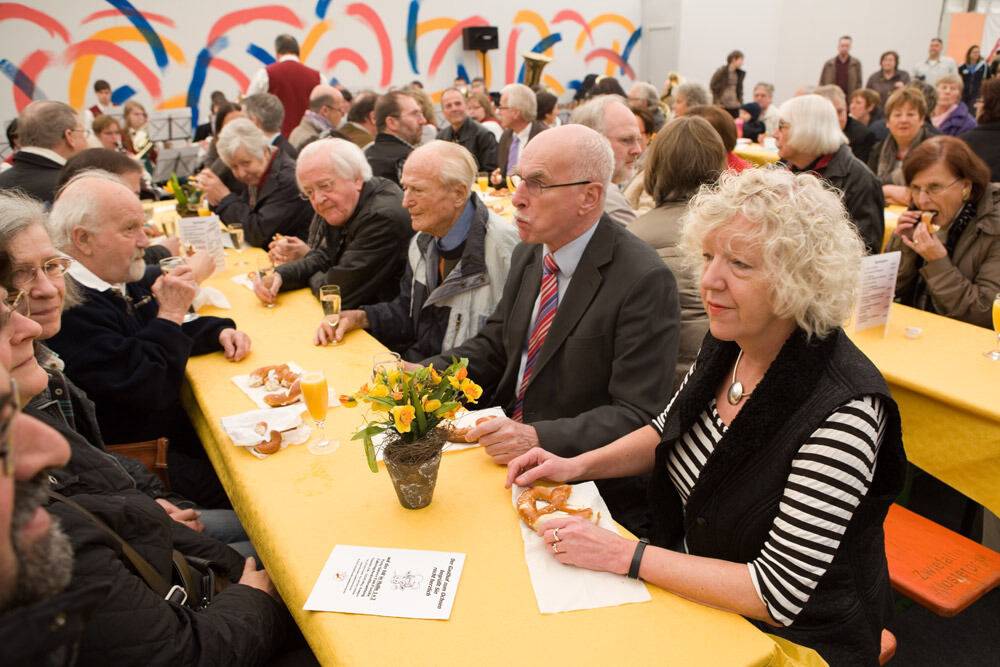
top-left (351, 424), bottom-right (387, 441)
top-left (363, 434), bottom-right (379, 473)
top-left (433, 401), bottom-right (460, 416)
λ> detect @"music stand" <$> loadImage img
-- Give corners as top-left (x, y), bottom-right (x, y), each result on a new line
top-left (147, 110), bottom-right (193, 143)
top-left (152, 145), bottom-right (200, 184)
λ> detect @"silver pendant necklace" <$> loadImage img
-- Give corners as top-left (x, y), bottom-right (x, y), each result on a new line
top-left (727, 348), bottom-right (752, 405)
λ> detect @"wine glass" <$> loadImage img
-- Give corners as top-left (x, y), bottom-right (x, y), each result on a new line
top-left (985, 293), bottom-right (1000, 360)
top-left (372, 351), bottom-right (402, 381)
top-left (228, 223), bottom-right (247, 266)
top-left (302, 371), bottom-right (337, 455)
top-left (256, 258), bottom-right (277, 308)
top-left (320, 283), bottom-right (341, 328)
top-left (158, 256), bottom-right (200, 323)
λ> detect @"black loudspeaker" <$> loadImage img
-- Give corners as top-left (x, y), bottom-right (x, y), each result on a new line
top-left (462, 26), bottom-right (498, 52)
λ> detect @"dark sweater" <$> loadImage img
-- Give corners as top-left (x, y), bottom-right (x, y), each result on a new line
top-left (364, 133), bottom-right (414, 186)
top-left (960, 120), bottom-right (1000, 182)
top-left (0, 150), bottom-right (62, 203)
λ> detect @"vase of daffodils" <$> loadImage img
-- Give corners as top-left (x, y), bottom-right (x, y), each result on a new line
top-left (340, 358), bottom-right (483, 509)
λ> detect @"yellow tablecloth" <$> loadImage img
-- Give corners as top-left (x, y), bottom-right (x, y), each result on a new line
top-left (882, 205), bottom-right (905, 251)
top-left (734, 143), bottom-right (780, 166)
top-left (180, 248), bottom-right (826, 665)
top-left (848, 304), bottom-right (1000, 516)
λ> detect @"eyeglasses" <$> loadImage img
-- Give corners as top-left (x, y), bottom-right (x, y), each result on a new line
top-left (0, 378), bottom-right (21, 477)
top-left (10, 257), bottom-right (73, 289)
top-left (299, 179), bottom-right (338, 200)
top-left (68, 127), bottom-right (92, 138)
top-left (909, 178), bottom-right (961, 199)
top-left (0, 290), bottom-right (30, 327)
top-left (513, 173), bottom-right (593, 197)
top-left (610, 134), bottom-right (644, 148)
top-left (392, 109), bottom-right (425, 120)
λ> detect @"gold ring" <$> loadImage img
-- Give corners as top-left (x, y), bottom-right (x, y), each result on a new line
top-left (552, 542), bottom-right (560, 554)
top-left (553, 527), bottom-right (560, 542)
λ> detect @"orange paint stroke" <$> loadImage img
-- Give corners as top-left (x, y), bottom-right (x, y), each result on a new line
top-left (207, 6), bottom-right (303, 47)
top-left (574, 13), bottom-right (635, 52)
top-left (155, 93), bottom-right (188, 110)
top-left (0, 4), bottom-right (70, 43)
top-left (506, 27), bottom-right (520, 84)
top-left (325, 48), bottom-right (368, 75)
top-left (63, 40), bottom-right (161, 103)
top-left (210, 57), bottom-right (251, 92)
top-left (427, 16), bottom-right (488, 77)
top-left (346, 3), bottom-right (391, 87)
top-left (416, 17), bottom-right (458, 38)
top-left (542, 74), bottom-right (564, 95)
top-left (83, 9), bottom-right (175, 27)
top-left (300, 19), bottom-right (330, 63)
top-left (606, 40), bottom-right (620, 77)
top-left (552, 10), bottom-right (594, 51)
top-left (14, 49), bottom-right (53, 112)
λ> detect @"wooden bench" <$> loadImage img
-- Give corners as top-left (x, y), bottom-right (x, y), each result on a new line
top-left (884, 503), bottom-right (1000, 616)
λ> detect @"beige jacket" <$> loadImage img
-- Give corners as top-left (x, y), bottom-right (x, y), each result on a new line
top-left (886, 183), bottom-right (1000, 327)
top-left (629, 201), bottom-right (708, 390)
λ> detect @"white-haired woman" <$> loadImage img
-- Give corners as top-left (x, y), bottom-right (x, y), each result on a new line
top-left (506, 168), bottom-right (906, 666)
top-left (193, 118), bottom-right (313, 247)
top-left (775, 94), bottom-right (886, 253)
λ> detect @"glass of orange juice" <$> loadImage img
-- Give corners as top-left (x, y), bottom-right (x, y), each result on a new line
top-left (477, 171), bottom-right (489, 193)
top-left (302, 371), bottom-right (337, 454)
top-left (985, 293), bottom-right (1000, 360)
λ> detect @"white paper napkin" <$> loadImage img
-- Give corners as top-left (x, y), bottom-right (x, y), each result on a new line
top-left (231, 273), bottom-right (255, 291)
top-left (219, 404), bottom-right (311, 458)
top-left (231, 361), bottom-right (308, 409)
top-left (192, 285), bottom-right (230, 311)
top-left (513, 481), bottom-right (651, 613)
top-left (369, 406), bottom-right (506, 462)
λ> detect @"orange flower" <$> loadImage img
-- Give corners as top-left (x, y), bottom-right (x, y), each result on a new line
top-left (339, 394), bottom-right (358, 408)
top-left (460, 378), bottom-right (482, 403)
top-left (391, 405), bottom-right (416, 433)
top-left (456, 366), bottom-right (468, 381)
top-left (392, 391), bottom-right (404, 400)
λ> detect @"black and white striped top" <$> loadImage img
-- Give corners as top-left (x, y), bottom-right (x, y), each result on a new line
top-left (666, 395), bottom-right (886, 626)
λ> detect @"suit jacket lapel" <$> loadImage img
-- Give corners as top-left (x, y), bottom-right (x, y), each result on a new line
top-left (505, 247), bottom-right (543, 364)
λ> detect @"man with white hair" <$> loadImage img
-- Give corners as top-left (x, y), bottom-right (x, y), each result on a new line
top-left (253, 138), bottom-right (412, 309)
top-left (424, 125), bottom-right (680, 535)
top-left (493, 83), bottom-right (548, 183)
top-left (628, 81), bottom-right (666, 131)
top-left (0, 101), bottom-right (88, 203)
top-left (569, 95), bottom-right (644, 226)
top-left (242, 92), bottom-right (297, 158)
top-left (318, 141), bottom-right (519, 358)
top-left (194, 118), bottom-right (313, 247)
top-left (289, 84), bottom-right (348, 149)
top-left (46, 172), bottom-right (251, 507)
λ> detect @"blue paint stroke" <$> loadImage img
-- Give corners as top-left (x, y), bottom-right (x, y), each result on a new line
top-left (518, 33), bottom-right (562, 84)
top-left (111, 85), bottom-right (135, 105)
top-left (566, 79), bottom-right (581, 90)
top-left (456, 63), bottom-right (469, 83)
top-left (0, 59), bottom-right (45, 101)
top-left (106, 0), bottom-right (168, 69)
top-left (406, 0), bottom-right (420, 74)
top-left (315, 0), bottom-right (332, 19)
top-left (247, 43), bottom-right (275, 65)
top-left (620, 28), bottom-right (641, 76)
top-left (186, 36), bottom-right (229, 130)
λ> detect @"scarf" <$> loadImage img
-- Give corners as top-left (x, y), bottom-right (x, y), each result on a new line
top-left (875, 124), bottom-right (930, 185)
top-left (304, 109), bottom-right (334, 132)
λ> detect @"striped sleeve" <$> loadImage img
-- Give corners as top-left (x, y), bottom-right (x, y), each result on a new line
top-left (747, 395), bottom-right (886, 626)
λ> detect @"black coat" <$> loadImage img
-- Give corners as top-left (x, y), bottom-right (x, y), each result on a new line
top-left (275, 177), bottom-right (413, 308)
top-left (436, 117), bottom-right (498, 172)
top-left (0, 150), bottom-right (62, 202)
top-left (843, 116), bottom-right (875, 163)
top-left (960, 120), bottom-right (1000, 182)
top-left (364, 133), bottom-right (413, 186)
top-left (822, 144), bottom-right (886, 254)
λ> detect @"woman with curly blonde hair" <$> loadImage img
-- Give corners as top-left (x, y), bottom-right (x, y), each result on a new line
top-left (506, 168), bottom-right (906, 666)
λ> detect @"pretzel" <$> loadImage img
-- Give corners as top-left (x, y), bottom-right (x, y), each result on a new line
top-left (263, 379), bottom-right (301, 407)
top-left (252, 422), bottom-right (282, 455)
top-left (249, 364), bottom-right (298, 391)
top-left (516, 485), bottom-right (599, 530)
top-left (920, 211), bottom-right (941, 234)
top-left (447, 415), bottom-right (497, 443)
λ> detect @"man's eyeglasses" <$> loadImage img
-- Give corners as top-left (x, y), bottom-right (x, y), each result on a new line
top-left (1, 290), bottom-right (29, 327)
top-left (299, 179), bottom-right (338, 200)
top-left (0, 379), bottom-right (21, 477)
top-left (909, 178), bottom-right (961, 199)
top-left (512, 171), bottom-right (593, 197)
top-left (10, 257), bottom-right (73, 289)
top-left (68, 127), bottom-right (92, 138)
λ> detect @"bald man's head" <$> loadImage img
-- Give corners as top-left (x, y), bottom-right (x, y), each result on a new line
top-left (309, 85), bottom-right (347, 128)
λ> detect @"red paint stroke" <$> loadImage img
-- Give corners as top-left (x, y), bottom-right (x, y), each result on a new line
top-left (14, 49), bottom-right (53, 111)
top-left (0, 4), bottom-right (70, 43)
top-left (427, 16), bottom-right (488, 77)
top-left (552, 10), bottom-right (594, 46)
top-left (325, 48), bottom-right (368, 74)
top-left (82, 9), bottom-right (175, 27)
top-left (584, 48), bottom-right (635, 79)
top-left (346, 3), bottom-right (391, 87)
top-left (506, 28), bottom-right (521, 84)
top-left (207, 6), bottom-right (303, 47)
top-left (209, 58), bottom-right (251, 92)
top-left (63, 40), bottom-right (162, 100)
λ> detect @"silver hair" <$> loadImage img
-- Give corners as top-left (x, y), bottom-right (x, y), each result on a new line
top-left (18, 101), bottom-right (79, 150)
top-left (296, 138), bottom-right (372, 188)
top-left (408, 141), bottom-right (476, 196)
top-left (778, 95), bottom-right (847, 156)
top-left (631, 82), bottom-right (660, 106)
top-left (217, 118), bottom-right (270, 164)
top-left (568, 94), bottom-right (627, 135)
top-left (674, 81), bottom-right (711, 107)
top-left (753, 82), bottom-right (775, 96)
top-left (47, 170), bottom-right (127, 252)
top-left (500, 83), bottom-right (537, 122)
top-left (0, 189), bottom-right (46, 248)
top-left (242, 93), bottom-right (285, 133)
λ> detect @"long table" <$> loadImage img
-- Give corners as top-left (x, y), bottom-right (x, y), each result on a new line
top-left (183, 248), bottom-right (825, 666)
top-left (848, 304), bottom-right (1000, 516)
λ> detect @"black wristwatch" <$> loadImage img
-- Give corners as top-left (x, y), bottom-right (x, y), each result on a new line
top-left (627, 538), bottom-right (649, 579)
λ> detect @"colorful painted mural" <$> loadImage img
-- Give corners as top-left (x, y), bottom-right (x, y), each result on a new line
top-left (0, 0), bottom-right (643, 126)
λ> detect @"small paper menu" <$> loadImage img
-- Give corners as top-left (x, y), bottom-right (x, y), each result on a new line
top-left (177, 215), bottom-right (226, 272)
top-left (853, 251), bottom-right (901, 334)
top-left (304, 545), bottom-right (465, 619)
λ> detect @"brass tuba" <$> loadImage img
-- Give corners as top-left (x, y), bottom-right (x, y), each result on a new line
top-left (521, 52), bottom-right (552, 88)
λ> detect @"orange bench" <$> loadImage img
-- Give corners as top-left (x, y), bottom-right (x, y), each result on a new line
top-left (884, 503), bottom-right (1000, 616)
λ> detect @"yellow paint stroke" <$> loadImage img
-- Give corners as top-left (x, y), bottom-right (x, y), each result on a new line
top-left (416, 17), bottom-right (458, 38)
top-left (156, 94), bottom-right (188, 110)
top-left (483, 52), bottom-right (491, 89)
top-left (301, 20), bottom-right (331, 64)
top-left (68, 27), bottom-right (186, 109)
top-left (575, 13), bottom-right (635, 53)
top-left (605, 40), bottom-right (621, 77)
top-left (513, 10), bottom-right (556, 57)
top-left (430, 90), bottom-right (442, 104)
top-left (542, 74), bottom-right (564, 95)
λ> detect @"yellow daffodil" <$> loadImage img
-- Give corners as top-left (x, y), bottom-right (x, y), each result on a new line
top-left (429, 366), bottom-right (441, 384)
top-left (460, 378), bottom-right (482, 403)
top-left (422, 398), bottom-right (442, 413)
top-left (369, 383), bottom-right (389, 398)
top-left (386, 368), bottom-right (401, 386)
top-left (391, 405), bottom-right (416, 433)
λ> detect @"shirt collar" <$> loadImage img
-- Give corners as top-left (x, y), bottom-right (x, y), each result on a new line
top-left (277, 54), bottom-right (300, 63)
top-left (19, 146), bottom-right (66, 166)
top-left (546, 220), bottom-right (599, 281)
top-left (67, 260), bottom-right (122, 294)
top-left (436, 199), bottom-right (475, 252)
top-left (514, 123), bottom-right (533, 148)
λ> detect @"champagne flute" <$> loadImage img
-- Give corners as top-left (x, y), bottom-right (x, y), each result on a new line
top-left (985, 293), bottom-right (1000, 360)
top-left (256, 258), bottom-right (277, 308)
top-left (476, 171), bottom-right (489, 193)
top-left (228, 223), bottom-right (247, 266)
top-left (302, 371), bottom-right (337, 455)
top-left (158, 257), bottom-right (200, 322)
top-left (320, 285), bottom-right (341, 344)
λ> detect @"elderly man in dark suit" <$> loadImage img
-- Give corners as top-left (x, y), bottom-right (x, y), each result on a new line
top-left (492, 83), bottom-right (548, 184)
top-left (424, 124), bottom-right (680, 535)
top-left (0, 101), bottom-right (88, 203)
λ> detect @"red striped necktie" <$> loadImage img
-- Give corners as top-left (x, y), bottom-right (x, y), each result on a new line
top-left (512, 252), bottom-right (559, 422)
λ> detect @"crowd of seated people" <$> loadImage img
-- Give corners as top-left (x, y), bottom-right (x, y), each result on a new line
top-left (2, 27), bottom-right (1000, 667)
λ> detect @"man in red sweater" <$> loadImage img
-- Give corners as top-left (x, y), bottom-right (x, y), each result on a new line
top-left (246, 34), bottom-right (321, 138)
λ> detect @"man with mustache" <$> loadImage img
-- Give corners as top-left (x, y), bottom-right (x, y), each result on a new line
top-left (45, 172), bottom-right (251, 508)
